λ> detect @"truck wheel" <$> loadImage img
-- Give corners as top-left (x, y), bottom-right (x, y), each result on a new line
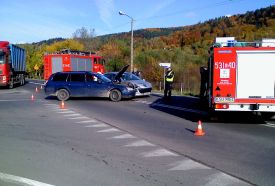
top-left (109, 89), bottom-right (122, 102)
top-left (9, 80), bottom-right (14, 89)
top-left (57, 89), bottom-right (70, 101)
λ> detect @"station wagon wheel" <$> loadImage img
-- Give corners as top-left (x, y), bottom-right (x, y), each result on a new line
top-left (109, 89), bottom-right (122, 102)
top-left (57, 89), bottom-right (70, 101)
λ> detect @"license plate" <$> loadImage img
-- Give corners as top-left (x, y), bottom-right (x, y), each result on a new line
top-left (214, 97), bottom-right (235, 103)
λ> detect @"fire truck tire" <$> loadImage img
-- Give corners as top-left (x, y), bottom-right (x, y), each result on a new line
top-left (57, 89), bottom-right (70, 101)
top-left (109, 89), bottom-right (122, 102)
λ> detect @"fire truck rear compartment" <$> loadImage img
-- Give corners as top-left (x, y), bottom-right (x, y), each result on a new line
top-left (236, 51), bottom-right (275, 99)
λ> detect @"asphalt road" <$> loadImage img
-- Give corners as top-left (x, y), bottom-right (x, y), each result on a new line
top-left (0, 81), bottom-right (274, 186)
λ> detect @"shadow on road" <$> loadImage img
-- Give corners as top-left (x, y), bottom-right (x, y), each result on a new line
top-left (149, 95), bottom-right (270, 124)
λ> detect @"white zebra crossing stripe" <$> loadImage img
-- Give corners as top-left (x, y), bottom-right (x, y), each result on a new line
top-left (64, 114), bottom-right (81, 117)
top-left (88, 124), bottom-right (109, 128)
top-left (141, 149), bottom-right (179, 157)
top-left (168, 159), bottom-right (210, 171)
top-left (57, 111), bottom-right (75, 114)
top-left (125, 140), bottom-right (155, 147)
top-left (205, 172), bottom-right (250, 186)
top-left (68, 117), bottom-right (90, 120)
top-left (111, 134), bottom-right (136, 139)
top-left (76, 120), bottom-right (98, 124)
top-left (97, 128), bottom-right (120, 133)
top-left (0, 172), bottom-right (54, 186)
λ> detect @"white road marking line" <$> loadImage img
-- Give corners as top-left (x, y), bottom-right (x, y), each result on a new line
top-left (86, 123), bottom-right (109, 128)
top-left (43, 104), bottom-right (57, 106)
top-left (28, 82), bottom-right (44, 85)
top-left (57, 110), bottom-right (75, 114)
top-left (262, 123), bottom-right (275, 128)
top-left (205, 172), bottom-right (249, 186)
top-left (84, 125), bottom-right (98, 127)
top-left (45, 106), bottom-right (60, 109)
top-left (97, 128), bottom-right (120, 133)
top-left (68, 117), bottom-right (90, 120)
top-left (0, 99), bottom-right (33, 102)
top-left (141, 148), bottom-right (179, 157)
top-left (125, 140), bottom-right (155, 147)
top-left (63, 113), bottom-right (81, 117)
top-left (76, 120), bottom-right (98, 124)
top-left (0, 172), bottom-right (54, 186)
top-left (111, 134), bottom-right (136, 139)
top-left (168, 159), bottom-right (210, 171)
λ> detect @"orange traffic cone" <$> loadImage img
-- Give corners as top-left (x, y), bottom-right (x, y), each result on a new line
top-left (194, 120), bottom-right (205, 136)
top-left (31, 94), bottom-right (34, 101)
top-left (60, 100), bottom-right (65, 109)
top-left (35, 87), bottom-right (38, 93)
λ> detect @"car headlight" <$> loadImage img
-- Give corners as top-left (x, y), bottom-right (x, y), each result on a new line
top-left (125, 86), bottom-right (134, 91)
top-left (127, 82), bottom-right (137, 89)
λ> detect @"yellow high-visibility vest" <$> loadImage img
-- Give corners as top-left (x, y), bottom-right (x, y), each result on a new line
top-left (166, 71), bottom-right (174, 82)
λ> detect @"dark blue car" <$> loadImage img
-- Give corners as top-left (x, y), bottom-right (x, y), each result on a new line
top-left (44, 71), bottom-right (136, 101)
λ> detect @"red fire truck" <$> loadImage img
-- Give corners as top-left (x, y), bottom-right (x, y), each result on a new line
top-left (0, 41), bottom-right (26, 88)
top-left (44, 49), bottom-right (105, 80)
top-left (202, 38), bottom-right (275, 116)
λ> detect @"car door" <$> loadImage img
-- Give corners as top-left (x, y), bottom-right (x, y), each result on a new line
top-left (86, 73), bottom-right (110, 97)
top-left (67, 73), bottom-right (86, 97)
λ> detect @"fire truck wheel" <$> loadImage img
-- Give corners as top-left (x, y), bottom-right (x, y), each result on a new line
top-left (109, 89), bottom-right (122, 102)
top-left (57, 89), bottom-right (70, 101)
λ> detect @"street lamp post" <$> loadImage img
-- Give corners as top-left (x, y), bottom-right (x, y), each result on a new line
top-left (119, 11), bottom-right (134, 73)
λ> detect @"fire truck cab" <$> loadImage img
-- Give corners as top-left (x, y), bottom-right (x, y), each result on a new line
top-left (203, 37), bottom-right (275, 117)
top-left (44, 49), bottom-right (105, 80)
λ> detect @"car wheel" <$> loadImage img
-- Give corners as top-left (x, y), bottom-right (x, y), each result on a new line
top-left (57, 89), bottom-right (70, 101)
top-left (109, 89), bottom-right (122, 102)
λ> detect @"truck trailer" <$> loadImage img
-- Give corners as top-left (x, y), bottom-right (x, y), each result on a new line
top-left (44, 49), bottom-right (105, 80)
top-left (0, 41), bottom-right (26, 88)
top-left (201, 38), bottom-right (275, 117)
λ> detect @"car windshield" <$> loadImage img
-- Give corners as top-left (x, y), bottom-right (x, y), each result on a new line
top-left (96, 73), bottom-right (112, 83)
top-left (122, 73), bottom-right (141, 81)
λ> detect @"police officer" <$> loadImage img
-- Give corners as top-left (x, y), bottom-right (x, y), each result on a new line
top-left (164, 67), bottom-right (174, 99)
top-left (200, 66), bottom-right (208, 99)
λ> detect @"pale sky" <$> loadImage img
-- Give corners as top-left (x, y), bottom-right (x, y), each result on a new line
top-left (0, 0), bottom-right (274, 43)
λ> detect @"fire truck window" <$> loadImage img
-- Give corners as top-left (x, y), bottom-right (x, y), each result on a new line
top-left (0, 55), bottom-right (5, 64)
top-left (94, 58), bottom-right (98, 64)
top-left (70, 73), bottom-right (85, 82)
top-left (52, 73), bottom-right (68, 81)
top-left (100, 59), bottom-right (105, 65)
